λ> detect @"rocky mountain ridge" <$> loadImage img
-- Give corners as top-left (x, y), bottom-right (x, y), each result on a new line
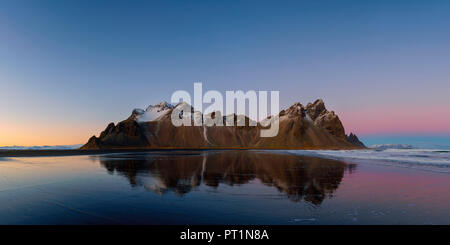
top-left (80, 99), bottom-right (365, 150)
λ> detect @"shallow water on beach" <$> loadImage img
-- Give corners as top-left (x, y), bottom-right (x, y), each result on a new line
top-left (286, 148), bottom-right (450, 173)
top-left (0, 150), bottom-right (449, 224)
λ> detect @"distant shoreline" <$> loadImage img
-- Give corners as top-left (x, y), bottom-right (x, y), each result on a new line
top-left (0, 149), bottom-right (208, 157)
top-left (0, 146), bottom-right (363, 158)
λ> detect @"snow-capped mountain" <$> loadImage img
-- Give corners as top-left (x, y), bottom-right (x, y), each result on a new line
top-left (132, 101), bottom-right (174, 122)
top-left (81, 99), bottom-right (366, 150)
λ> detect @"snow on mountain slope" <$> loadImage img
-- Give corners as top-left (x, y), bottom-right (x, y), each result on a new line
top-left (134, 101), bottom-right (174, 122)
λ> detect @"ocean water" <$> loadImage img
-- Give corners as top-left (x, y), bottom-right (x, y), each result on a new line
top-left (0, 150), bottom-right (449, 224)
top-left (0, 145), bottom-right (82, 150)
top-left (285, 149), bottom-right (450, 173)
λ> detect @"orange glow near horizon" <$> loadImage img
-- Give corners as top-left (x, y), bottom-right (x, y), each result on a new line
top-left (0, 121), bottom-right (104, 147)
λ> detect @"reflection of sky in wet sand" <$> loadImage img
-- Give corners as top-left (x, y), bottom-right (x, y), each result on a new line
top-left (0, 151), bottom-right (449, 224)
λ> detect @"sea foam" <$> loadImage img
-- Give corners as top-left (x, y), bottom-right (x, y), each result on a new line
top-left (285, 148), bottom-right (450, 173)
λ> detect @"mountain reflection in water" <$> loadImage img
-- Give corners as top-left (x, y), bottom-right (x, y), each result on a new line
top-left (99, 151), bottom-right (356, 205)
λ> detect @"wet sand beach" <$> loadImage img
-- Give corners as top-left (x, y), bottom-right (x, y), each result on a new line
top-left (0, 150), bottom-right (449, 224)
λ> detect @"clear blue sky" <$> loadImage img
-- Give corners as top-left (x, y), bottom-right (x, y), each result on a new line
top-left (1, 0), bottom-right (449, 146)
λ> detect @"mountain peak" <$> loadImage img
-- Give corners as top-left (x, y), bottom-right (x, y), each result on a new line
top-left (146, 101), bottom-right (174, 111)
top-left (306, 99), bottom-right (326, 120)
top-left (346, 132), bottom-right (365, 147)
top-left (282, 102), bottom-right (305, 118)
top-left (130, 101), bottom-right (175, 122)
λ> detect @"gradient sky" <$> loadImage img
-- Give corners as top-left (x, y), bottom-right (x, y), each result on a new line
top-left (1, 0), bottom-right (450, 147)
